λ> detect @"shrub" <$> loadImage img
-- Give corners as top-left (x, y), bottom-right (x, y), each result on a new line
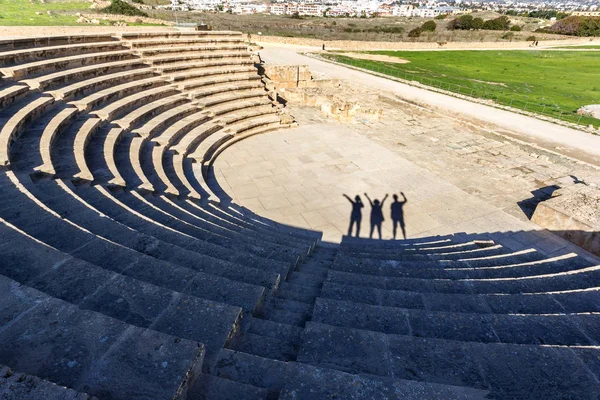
top-left (501, 31), bottom-right (515, 40)
top-left (510, 25), bottom-right (522, 31)
top-left (472, 17), bottom-right (484, 29)
top-left (434, 13), bottom-right (447, 20)
top-left (131, 0), bottom-right (143, 3)
top-left (408, 27), bottom-right (422, 37)
top-left (548, 16), bottom-right (600, 36)
top-left (421, 20), bottom-right (436, 32)
top-left (101, 0), bottom-right (147, 17)
top-left (482, 15), bottom-right (510, 30)
top-left (526, 35), bottom-right (537, 41)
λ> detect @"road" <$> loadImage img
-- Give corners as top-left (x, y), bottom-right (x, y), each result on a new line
top-left (258, 43), bottom-right (600, 164)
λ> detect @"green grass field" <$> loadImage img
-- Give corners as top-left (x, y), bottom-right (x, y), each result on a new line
top-left (0, 0), bottom-right (89, 26)
top-left (551, 45), bottom-right (600, 49)
top-left (323, 50), bottom-right (600, 128)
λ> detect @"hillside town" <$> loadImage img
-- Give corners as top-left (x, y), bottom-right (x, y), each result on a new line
top-left (169, 0), bottom-right (600, 17)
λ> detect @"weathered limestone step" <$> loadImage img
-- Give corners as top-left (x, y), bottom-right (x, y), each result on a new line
top-left (0, 365), bottom-right (97, 400)
top-left (333, 248), bottom-right (548, 274)
top-left (275, 288), bottom-right (317, 304)
top-left (224, 114), bottom-right (282, 136)
top-left (279, 281), bottom-right (321, 297)
top-left (189, 129), bottom-right (232, 165)
top-left (0, 50), bottom-right (135, 80)
top-left (202, 95), bottom-right (271, 117)
top-left (134, 44), bottom-right (248, 57)
top-left (340, 235), bottom-right (458, 248)
top-left (153, 57), bottom-right (254, 74)
top-left (187, 80), bottom-right (264, 100)
top-left (296, 262), bottom-right (330, 277)
top-left (259, 307), bottom-right (308, 327)
top-left (333, 252), bottom-right (590, 280)
top-left (213, 105), bottom-right (278, 127)
top-left (287, 270), bottom-right (324, 289)
top-left (113, 93), bottom-right (189, 131)
top-left (177, 71), bottom-right (260, 92)
top-left (69, 76), bottom-right (169, 113)
top-left (0, 84), bottom-right (29, 110)
top-left (0, 275), bottom-right (204, 400)
top-left (297, 322), bottom-right (600, 399)
top-left (326, 266), bottom-right (600, 294)
top-left (247, 317), bottom-right (303, 344)
top-left (133, 101), bottom-right (200, 139)
top-left (311, 297), bottom-right (597, 346)
top-left (188, 374), bottom-right (271, 400)
top-left (46, 68), bottom-right (155, 102)
top-left (145, 50), bottom-right (249, 66)
top-left (71, 117), bottom-right (102, 182)
top-left (0, 34), bottom-right (116, 54)
top-left (228, 332), bottom-right (297, 361)
top-left (118, 31), bottom-right (243, 41)
top-left (0, 95), bottom-right (55, 167)
top-left (0, 41), bottom-right (126, 67)
top-left (321, 280), bottom-right (600, 315)
top-left (213, 349), bottom-right (488, 399)
top-left (33, 106), bottom-right (79, 176)
top-left (197, 87), bottom-right (268, 109)
top-left (23, 59), bottom-right (147, 91)
top-left (152, 110), bottom-right (212, 147)
top-left (168, 65), bottom-right (257, 82)
top-left (343, 240), bottom-right (493, 257)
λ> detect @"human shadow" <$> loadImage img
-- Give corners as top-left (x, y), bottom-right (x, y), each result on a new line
top-left (391, 192), bottom-right (408, 240)
top-left (365, 193), bottom-right (388, 240)
top-left (343, 194), bottom-right (364, 237)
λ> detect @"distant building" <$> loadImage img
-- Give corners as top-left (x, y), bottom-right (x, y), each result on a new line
top-left (571, 10), bottom-right (600, 16)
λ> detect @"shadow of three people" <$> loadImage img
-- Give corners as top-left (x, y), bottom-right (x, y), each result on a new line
top-left (343, 192), bottom-right (407, 240)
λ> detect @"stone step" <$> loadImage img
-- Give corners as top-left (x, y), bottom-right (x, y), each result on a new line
top-left (342, 240), bottom-right (493, 257)
top-left (340, 234), bottom-right (458, 248)
top-left (332, 252), bottom-right (590, 280)
top-left (0, 49), bottom-right (135, 80)
top-left (247, 317), bottom-right (303, 344)
top-left (177, 71), bottom-right (260, 92)
top-left (168, 64), bottom-right (257, 82)
top-left (0, 83), bottom-right (29, 110)
top-left (187, 80), bottom-right (264, 100)
top-left (286, 271), bottom-right (324, 289)
top-left (208, 96), bottom-right (272, 116)
top-left (214, 105), bottom-right (278, 126)
top-left (228, 332), bottom-right (297, 361)
top-left (71, 117), bottom-right (102, 182)
top-left (0, 365), bottom-right (97, 400)
top-left (311, 297), bottom-right (597, 346)
top-left (118, 31), bottom-right (243, 42)
top-left (0, 34), bottom-right (115, 52)
top-left (0, 95), bottom-right (55, 167)
top-left (213, 349), bottom-right (488, 399)
top-left (0, 274), bottom-right (204, 400)
top-left (326, 265), bottom-right (600, 295)
top-left (23, 59), bottom-right (147, 91)
top-left (0, 41), bottom-right (126, 67)
top-left (33, 106), bottom-right (79, 176)
top-left (198, 87), bottom-right (267, 109)
top-left (134, 44), bottom-right (248, 57)
top-left (46, 68), bottom-right (156, 102)
top-left (321, 280), bottom-right (600, 315)
top-left (267, 296), bottom-right (313, 315)
top-left (275, 288), bottom-right (317, 304)
top-left (113, 93), bottom-right (190, 131)
top-left (260, 307), bottom-right (308, 327)
top-left (224, 114), bottom-right (281, 135)
top-left (297, 322), bottom-right (600, 399)
top-left (133, 101), bottom-right (200, 139)
top-left (145, 50), bottom-right (249, 66)
top-left (279, 281), bottom-right (322, 297)
top-left (153, 57), bottom-right (254, 74)
top-left (188, 374), bottom-right (272, 400)
top-left (188, 129), bottom-right (232, 165)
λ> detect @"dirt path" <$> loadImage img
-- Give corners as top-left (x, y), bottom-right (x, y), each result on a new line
top-left (339, 52), bottom-right (410, 64)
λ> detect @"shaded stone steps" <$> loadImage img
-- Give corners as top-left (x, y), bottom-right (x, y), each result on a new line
top-left (167, 64), bottom-right (258, 83)
top-left (311, 297), bottom-right (598, 346)
top-left (24, 176), bottom-right (287, 289)
top-left (0, 365), bottom-right (97, 400)
top-left (0, 83), bottom-right (29, 110)
top-left (0, 34), bottom-right (115, 52)
top-left (247, 317), bottom-right (304, 344)
top-left (259, 307), bottom-right (308, 327)
top-left (297, 322), bottom-right (600, 400)
top-left (0, 274), bottom-right (204, 400)
top-left (0, 220), bottom-right (241, 367)
top-left (133, 43), bottom-right (248, 58)
top-left (341, 240), bottom-right (494, 258)
top-left (177, 71), bottom-right (261, 92)
top-left (228, 332), bottom-right (298, 362)
top-left (152, 57), bottom-right (254, 74)
top-left (144, 50), bottom-right (250, 67)
top-left (210, 349), bottom-right (488, 399)
top-left (320, 280), bottom-right (600, 314)
top-left (0, 173), bottom-right (266, 312)
top-left (340, 234), bottom-right (459, 248)
top-left (69, 183), bottom-right (295, 276)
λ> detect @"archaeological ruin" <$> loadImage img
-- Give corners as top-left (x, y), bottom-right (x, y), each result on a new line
top-left (0, 30), bottom-right (600, 400)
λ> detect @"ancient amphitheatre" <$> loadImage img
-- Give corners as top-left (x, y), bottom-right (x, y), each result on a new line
top-left (1, 19), bottom-right (600, 400)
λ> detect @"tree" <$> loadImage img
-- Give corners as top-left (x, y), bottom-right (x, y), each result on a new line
top-left (447, 14), bottom-right (473, 30)
top-left (101, 0), bottom-right (148, 17)
top-left (421, 20), bottom-right (436, 32)
top-left (510, 25), bottom-right (522, 31)
top-left (472, 17), bottom-right (484, 29)
top-left (482, 15), bottom-right (510, 30)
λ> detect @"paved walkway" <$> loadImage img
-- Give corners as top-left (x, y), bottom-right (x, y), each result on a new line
top-left (213, 122), bottom-right (592, 260)
top-left (258, 44), bottom-right (600, 164)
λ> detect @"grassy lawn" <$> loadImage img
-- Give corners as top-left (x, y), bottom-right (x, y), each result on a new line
top-left (323, 50), bottom-right (600, 128)
top-left (0, 0), bottom-right (89, 26)
top-left (551, 45), bottom-right (600, 49)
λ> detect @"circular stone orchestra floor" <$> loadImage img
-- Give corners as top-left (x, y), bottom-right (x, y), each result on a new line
top-left (211, 121), bottom-right (581, 258)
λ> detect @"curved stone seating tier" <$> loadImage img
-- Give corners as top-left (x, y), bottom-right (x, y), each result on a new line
top-left (2, 32), bottom-right (597, 400)
top-left (0, 41), bottom-right (126, 68)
